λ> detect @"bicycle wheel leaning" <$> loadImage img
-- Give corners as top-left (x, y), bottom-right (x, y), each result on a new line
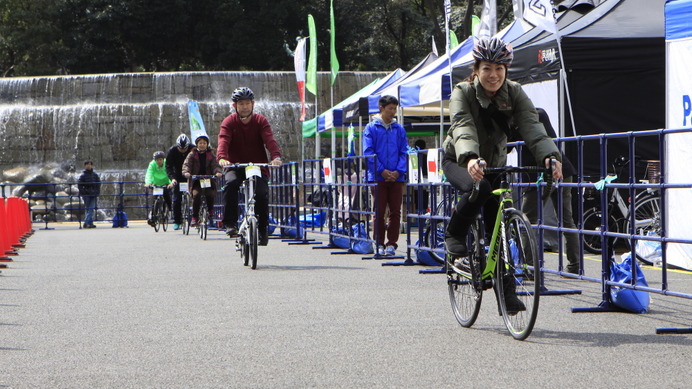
top-left (249, 218), bottom-right (259, 269)
top-left (182, 194), bottom-right (191, 235)
top-left (582, 207), bottom-right (619, 255)
top-left (447, 219), bottom-right (484, 327)
top-left (496, 209), bottom-right (540, 341)
top-left (623, 195), bottom-right (661, 261)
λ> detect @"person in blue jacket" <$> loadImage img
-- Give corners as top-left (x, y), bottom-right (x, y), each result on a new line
top-left (77, 160), bottom-right (101, 229)
top-left (363, 95), bottom-right (408, 256)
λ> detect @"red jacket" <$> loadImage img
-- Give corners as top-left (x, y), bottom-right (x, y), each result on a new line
top-left (217, 113), bottom-right (282, 177)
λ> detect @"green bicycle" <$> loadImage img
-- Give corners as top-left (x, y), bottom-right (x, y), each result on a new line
top-left (447, 158), bottom-right (555, 340)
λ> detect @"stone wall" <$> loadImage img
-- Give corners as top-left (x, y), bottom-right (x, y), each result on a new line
top-left (0, 71), bottom-right (386, 175)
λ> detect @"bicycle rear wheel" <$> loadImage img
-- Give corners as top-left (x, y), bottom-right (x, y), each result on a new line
top-left (447, 220), bottom-right (483, 328)
top-left (249, 218), bottom-right (258, 269)
top-left (153, 199), bottom-right (161, 232)
top-left (497, 209), bottom-right (540, 341)
top-left (182, 194), bottom-right (191, 235)
top-left (424, 198), bottom-right (454, 264)
top-left (623, 195), bottom-right (661, 261)
top-left (199, 204), bottom-right (208, 240)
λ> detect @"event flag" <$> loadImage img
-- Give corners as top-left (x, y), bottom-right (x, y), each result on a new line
top-left (347, 125), bottom-right (356, 157)
top-left (306, 14), bottom-right (318, 96)
top-left (187, 100), bottom-right (208, 143)
top-left (431, 35), bottom-right (439, 56)
top-left (294, 38), bottom-right (307, 121)
top-left (478, 0), bottom-right (497, 38)
top-left (443, 0), bottom-right (452, 54)
top-left (523, 0), bottom-right (557, 34)
top-left (329, 0), bottom-right (339, 86)
top-left (450, 30), bottom-right (459, 50)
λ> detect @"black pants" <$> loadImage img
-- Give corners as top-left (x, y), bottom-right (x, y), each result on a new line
top-left (171, 183), bottom-right (183, 224)
top-left (442, 158), bottom-right (500, 236)
top-left (223, 168), bottom-right (269, 231)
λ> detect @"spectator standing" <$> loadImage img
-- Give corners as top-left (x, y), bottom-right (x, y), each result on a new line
top-left (77, 160), bottom-right (101, 229)
top-left (363, 95), bottom-right (408, 256)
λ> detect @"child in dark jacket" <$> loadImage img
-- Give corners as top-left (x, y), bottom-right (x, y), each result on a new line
top-left (182, 135), bottom-right (223, 225)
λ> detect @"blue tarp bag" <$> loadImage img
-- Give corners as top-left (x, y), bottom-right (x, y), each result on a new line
top-left (299, 211), bottom-right (327, 227)
top-left (350, 222), bottom-right (373, 254)
top-left (331, 222), bottom-right (350, 249)
top-left (610, 253), bottom-right (650, 313)
top-left (280, 214), bottom-right (303, 239)
top-left (112, 203), bottom-right (128, 228)
top-left (415, 227), bottom-right (444, 266)
top-left (268, 213), bottom-right (277, 235)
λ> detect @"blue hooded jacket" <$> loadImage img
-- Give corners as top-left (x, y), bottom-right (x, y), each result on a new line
top-left (363, 114), bottom-right (408, 183)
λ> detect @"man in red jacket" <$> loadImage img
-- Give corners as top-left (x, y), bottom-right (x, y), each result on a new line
top-left (217, 87), bottom-right (282, 245)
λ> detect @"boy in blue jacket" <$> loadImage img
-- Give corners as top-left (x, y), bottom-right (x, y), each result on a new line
top-left (363, 95), bottom-right (408, 256)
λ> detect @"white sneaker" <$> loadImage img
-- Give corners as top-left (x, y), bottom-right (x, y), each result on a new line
top-left (376, 245), bottom-right (386, 256)
top-left (384, 245), bottom-right (396, 256)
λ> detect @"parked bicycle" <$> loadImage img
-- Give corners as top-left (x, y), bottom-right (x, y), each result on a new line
top-left (447, 159), bottom-right (555, 340)
top-left (581, 157), bottom-right (661, 258)
top-left (190, 175), bottom-right (216, 241)
top-left (150, 185), bottom-right (170, 232)
top-left (226, 163), bottom-right (273, 269)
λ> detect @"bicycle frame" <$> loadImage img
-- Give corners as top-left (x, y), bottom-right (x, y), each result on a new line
top-left (481, 187), bottom-right (514, 280)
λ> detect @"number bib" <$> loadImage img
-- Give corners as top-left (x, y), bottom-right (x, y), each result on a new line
top-left (245, 165), bottom-right (262, 178)
top-left (200, 178), bottom-right (211, 188)
top-left (153, 187), bottom-right (164, 196)
top-left (179, 182), bottom-right (189, 192)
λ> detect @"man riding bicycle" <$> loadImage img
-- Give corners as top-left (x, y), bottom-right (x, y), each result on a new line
top-left (166, 133), bottom-right (192, 230)
top-left (217, 87), bottom-right (282, 246)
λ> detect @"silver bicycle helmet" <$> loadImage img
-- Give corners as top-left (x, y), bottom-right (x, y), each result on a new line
top-left (231, 87), bottom-right (255, 103)
top-left (153, 151), bottom-right (166, 160)
top-left (194, 135), bottom-right (209, 145)
top-left (472, 37), bottom-right (513, 65)
top-left (176, 133), bottom-right (191, 149)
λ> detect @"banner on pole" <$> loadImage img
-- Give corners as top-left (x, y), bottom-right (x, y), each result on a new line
top-left (187, 100), bottom-right (208, 143)
top-left (294, 37), bottom-right (307, 121)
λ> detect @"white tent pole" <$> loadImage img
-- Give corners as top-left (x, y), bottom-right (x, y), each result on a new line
top-left (314, 94), bottom-right (320, 159)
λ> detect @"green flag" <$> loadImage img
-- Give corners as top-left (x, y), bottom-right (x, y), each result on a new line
top-left (450, 30), bottom-right (459, 50)
top-left (302, 117), bottom-right (317, 138)
top-left (330, 0), bottom-right (339, 86)
top-left (306, 14), bottom-right (318, 96)
top-left (471, 15), bottom-right (481, 36)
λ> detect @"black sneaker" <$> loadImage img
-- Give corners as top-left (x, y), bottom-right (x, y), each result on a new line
top-left (147, 219), bottom-right (155, 227)
top-left (225, 226), bottom-right (239, 237)
top-left (445, 235), bottom-right (468, 257)
top-left (259, 232), bottom-right (269, 246)
top-left (504, 293), bottom-right (527, 315)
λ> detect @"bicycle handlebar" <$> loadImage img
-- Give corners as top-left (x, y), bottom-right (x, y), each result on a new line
top-left (190, 175), bottom-right (217, 180)
top-left (468, 157), bottom-right (556, 202)
top-left (222, 163), bottom-right (279, 169)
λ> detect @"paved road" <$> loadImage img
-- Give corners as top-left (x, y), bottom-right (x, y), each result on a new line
top-left (1, 222), bottom-right (691, 388)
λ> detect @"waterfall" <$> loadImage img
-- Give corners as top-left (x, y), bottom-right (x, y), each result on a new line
top-left (0, 71), bottom-right (385, 173)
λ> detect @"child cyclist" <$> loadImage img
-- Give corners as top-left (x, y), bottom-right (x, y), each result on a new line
top-left (182, 135), bottom-right (223, 226)
top-left (145, 151), bottom-right (172, 227)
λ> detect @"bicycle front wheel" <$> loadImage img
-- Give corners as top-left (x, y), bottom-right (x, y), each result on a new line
top-left (582, 208), bottom-right (619, 255)
top-left (199, 205), bottom-right (208, 240)
top-left (447, 220), bottom-right (483, 328)
top-left (249, 218), bottom-right (258, 269)
top-left (153, 199), bottom-right (161, 232)
top-left (182, 195), bottom-right (191, 235)
top-left (497, 210), bottom-right (540, 341)
top-left (623, 195), bottom-right (661, 261)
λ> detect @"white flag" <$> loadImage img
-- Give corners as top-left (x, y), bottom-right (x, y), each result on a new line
top-left (431, 35), bottom-right (439, 56)
top-left (478, 0), bottom-right (497, 38)
top-left (523, 0), bottom-right (557, 34)
top-left (443, 0), bottom-right (452, 54)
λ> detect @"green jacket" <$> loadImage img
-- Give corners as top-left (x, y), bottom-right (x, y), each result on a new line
top-left (443, 78), bottom-right (560, 168)
top-left (145, 159), bottom-right (171, 186)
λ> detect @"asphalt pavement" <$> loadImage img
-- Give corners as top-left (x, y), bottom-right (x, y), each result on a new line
top-left (1, 222), bottom-right (691, 388)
